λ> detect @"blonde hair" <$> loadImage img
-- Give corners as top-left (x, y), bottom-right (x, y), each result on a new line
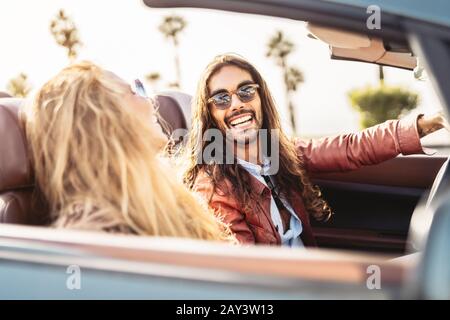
top-left (25, 61), bottom-right (233, 242)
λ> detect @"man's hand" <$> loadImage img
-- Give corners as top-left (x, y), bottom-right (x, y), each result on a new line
top-left (417, 111), bottom-right (450, 138)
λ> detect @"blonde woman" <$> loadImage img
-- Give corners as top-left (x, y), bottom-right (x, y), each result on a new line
top-left (25, 61), bottom-right (233, 242)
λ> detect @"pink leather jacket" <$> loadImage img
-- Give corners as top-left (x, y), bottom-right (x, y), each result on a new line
top-left (194, 117), bottom-right (427, 246)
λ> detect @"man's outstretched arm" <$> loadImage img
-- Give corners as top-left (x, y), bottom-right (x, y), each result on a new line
top-left (296, 113), bottom-right (447, 173)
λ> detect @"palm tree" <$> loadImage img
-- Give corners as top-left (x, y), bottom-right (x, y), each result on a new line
top-left (168, 81), bottom-right (181, 89)
top-left (267, 31), bottom-right (294, 68)
top-left (285, 67), bottom-right (304, 92)
top-left (50, 9), bottom-right (82, 62)
top-left (266, 31), bottom-right (304, 134)
top-left (7, 73), bottom-right (31, 98)
top-left (158, 15), bottom-right (187, 89)
top-left (285, 67), bottom-right (304, 131)
top-left (378, 65), bottom-right (384, 84)
top-left (145, 72), bottom-right (162, 92)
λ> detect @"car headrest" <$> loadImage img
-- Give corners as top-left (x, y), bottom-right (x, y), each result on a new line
top-left (154, 92), bottom-right (192, 143)
top-left (0, 92), bottom-right (12, 98)
top-left (0, 98), bottom-right (33, 193)
top-left (155, 94), bottom-right (187, 134)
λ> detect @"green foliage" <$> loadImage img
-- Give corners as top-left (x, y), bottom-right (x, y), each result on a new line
top-left (348, 85), bottom-right (419, 128)
top-left (266, 31), bottom-right (294, 67)
top-left (158, 14), bottom-right (187, 89)
top-left (50, 9), bottom-right (82, 61)
top-left (7, 73), bottom-right (31, 98)
top-left (145, 72), bottom-right (162, 92)
top-left (158, 15), bottom-right (187, 45)
top-left (146, 72), bottom-right (161, 82)
top-left (266, 30), bottom-right (304, 134)
top-left (285, 66), bottom-right (304, 91)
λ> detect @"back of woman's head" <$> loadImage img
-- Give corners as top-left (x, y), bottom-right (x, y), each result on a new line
top-left (26, 61), bottom-right (232, 241)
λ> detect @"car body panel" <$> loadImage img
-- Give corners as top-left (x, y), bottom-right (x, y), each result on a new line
top-left (0, 224), bottom-right (408, 299)
top-left (311, 156), bottom-right (447, 252)
top-left (325, 0), bottom-right (450, 28)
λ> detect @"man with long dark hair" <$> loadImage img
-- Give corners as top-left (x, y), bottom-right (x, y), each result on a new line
top-left (183, 53), bottom-right (446, 247)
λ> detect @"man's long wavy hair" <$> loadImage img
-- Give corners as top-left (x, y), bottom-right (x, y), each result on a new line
top-left (25, 61), bottom-right (234, 241)
top-left (184, 54), bottom-right (332, 221)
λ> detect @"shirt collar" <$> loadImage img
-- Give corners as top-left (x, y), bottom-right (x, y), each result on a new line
top-left (237, 157), bottom-right (272, 176)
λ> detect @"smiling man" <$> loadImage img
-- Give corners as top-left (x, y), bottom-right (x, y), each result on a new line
top-left (183, 53), bottom-right (447, 247)
top-left (208, 68), bottom-right (262, 143)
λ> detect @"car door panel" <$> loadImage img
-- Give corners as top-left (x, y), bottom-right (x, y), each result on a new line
top-left (310, 155), bottom-right (447, 253)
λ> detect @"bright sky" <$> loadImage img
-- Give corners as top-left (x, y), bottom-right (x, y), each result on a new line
top-left (1, 0), bottom-right (448, 142)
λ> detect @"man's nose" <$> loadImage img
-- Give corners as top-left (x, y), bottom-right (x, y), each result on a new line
top-left (230, 93), bottom-right (244, 112)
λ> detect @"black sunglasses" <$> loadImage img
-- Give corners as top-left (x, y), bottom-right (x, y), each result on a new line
top-left (134, 79), bottom-right (148, 98)
top-left (208, 83), bottom-right (260, 109)
top-left (133, 79), bottom-right (161, 124)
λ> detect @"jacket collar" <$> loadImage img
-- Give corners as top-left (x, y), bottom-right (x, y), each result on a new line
top-left (236, 166), bottom-right (268, 196)
top-left (236, 157), bottom-right (272, 196)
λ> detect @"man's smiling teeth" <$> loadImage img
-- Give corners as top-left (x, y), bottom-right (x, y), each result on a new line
top-left (229, 115), bottom-right (253, 127)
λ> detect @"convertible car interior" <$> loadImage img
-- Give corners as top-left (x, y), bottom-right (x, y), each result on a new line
top-left (1, 0), bottom-right (450, 298)
top-left (0, 86), bottom-right (447, 298)
top-left (0, 74), bottom-right (447, 257)
top-left (306, 23), bottom-right (418, 70)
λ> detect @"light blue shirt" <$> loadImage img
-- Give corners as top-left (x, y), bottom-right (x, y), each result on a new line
top-left (237, 158), bottom-right (304, 248)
